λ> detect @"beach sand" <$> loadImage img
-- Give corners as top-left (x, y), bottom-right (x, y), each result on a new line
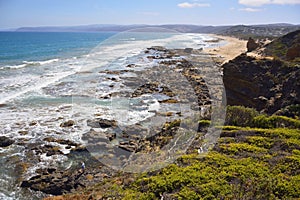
top-left (203, 34), bottom-right (247, 64)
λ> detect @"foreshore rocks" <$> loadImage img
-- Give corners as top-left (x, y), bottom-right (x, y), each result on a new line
top-left (60, 120), bottom-right (75, 127)
top-left (0, 136), bottom-right (14, 147)
top-left (21, 166), bottom-right (113, 195)
top-left (21, 46), bottom-right (216, 197)
top-left (87, 118), bottom-right (117, 128)
top-left (21, 148), bottom-right (117, 195)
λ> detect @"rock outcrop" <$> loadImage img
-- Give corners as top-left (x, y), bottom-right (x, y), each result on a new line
top-left (246, 37), bottom-right (259, 52)
top-left (87, 118), bottom-right (117, 128)
top-left (223, 54), bottom-right (300, 114)
top-left (60, 120), bottom-right (75, 127)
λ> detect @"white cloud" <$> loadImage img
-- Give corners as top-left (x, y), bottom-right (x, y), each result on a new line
top-left (239, 7), bottom-right (262, 12)
top-left (177, 2), bottom-right (210, 8)
top-left (239, 0), bottom-right (300, 7)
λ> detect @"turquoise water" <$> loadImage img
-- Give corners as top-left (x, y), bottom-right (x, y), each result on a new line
top-left (0, 32), bottom-right (115, 66)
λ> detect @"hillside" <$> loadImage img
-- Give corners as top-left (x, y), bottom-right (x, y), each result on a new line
top-left (264, 29), bottom-right (300, 61)
top-left (217, 24), bottom-right (300, 39)
top-left (43, 108), bottom-right (300, 200)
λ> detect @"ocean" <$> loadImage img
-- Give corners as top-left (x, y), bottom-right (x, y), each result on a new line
top-left (0, 30), bottom-right (220, 199)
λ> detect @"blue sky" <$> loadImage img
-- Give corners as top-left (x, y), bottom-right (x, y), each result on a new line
top-left (0, 0), bottom-right (299, 28)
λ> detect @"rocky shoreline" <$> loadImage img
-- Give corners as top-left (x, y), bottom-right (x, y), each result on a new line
top-left (14, 30), bottom-right (300, 199)
top-left (18, 45), bottom-right (224, 197)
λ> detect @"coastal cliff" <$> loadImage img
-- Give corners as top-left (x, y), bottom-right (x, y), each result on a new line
top-left (223, 30), bottom-right (300, 114)
top-left (223, 54), bottom-right (300, 114)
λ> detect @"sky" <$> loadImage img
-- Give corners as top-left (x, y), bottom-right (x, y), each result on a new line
top-left (0, 0), bottom-right (300, 29)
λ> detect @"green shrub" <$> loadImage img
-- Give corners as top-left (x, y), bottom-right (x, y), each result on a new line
top-left (198, 120), bottom-right (211, 127)
top-left (225, 106), bottom-right (259, 127)
top-left (253, 115), bottom-right (300, 129)
top-left (275, 104), bottom-right (300, 119)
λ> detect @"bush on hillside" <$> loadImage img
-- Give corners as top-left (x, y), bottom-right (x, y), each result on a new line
top-left (225, 106), bottom-right (259, 127)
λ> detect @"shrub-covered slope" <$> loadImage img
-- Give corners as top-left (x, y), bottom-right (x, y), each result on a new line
top-left (45, 106), bottom-right (300, 200)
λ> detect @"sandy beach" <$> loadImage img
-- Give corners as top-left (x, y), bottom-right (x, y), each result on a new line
top-left (203, 34), bottom-right (247, 64)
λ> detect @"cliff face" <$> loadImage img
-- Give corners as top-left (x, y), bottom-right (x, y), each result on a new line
top-left (223, 54), bottom-right (300, 114)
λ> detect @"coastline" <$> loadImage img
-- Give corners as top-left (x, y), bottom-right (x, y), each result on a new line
top-left (20, 31), bottom-right (300, 200)
top-left (203, 34), bottom-right (247, 64)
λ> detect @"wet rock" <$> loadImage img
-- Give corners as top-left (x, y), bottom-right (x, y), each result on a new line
top-left (0, 136), bottom-right (14, 147)
top-left (118, 141), bottom-right (137, 152)
top-left (107, 133), bottom-right (116, 141)
top-left (0, 103), bottom-right (7, 108)
top-left (159, 99), bottom-right (179, 103)
top-left (87, 118), bottom-right (117, 128)
top-left (21, 156), bottom-right (117, 196)
top-left (30, 144), bottom-right (63, 156)
top-left (99, 70), bottom-right (120, 75)
top-left (106, 77), bottom-right (118, 81)
top-left (157, 112), bottom-right (173, 117)
top-left (29, 121), bottom-right (37, 126)
top-left (21, 170), bottom-right (85, 195)
top-left (60, 120), bottom-right (75, 127)
top-left (184, 48), bottom-right (193, 53)
top-left (18, 130), bottom-right (29, 135)
top-left (126, 64), bottom-right (137, 68)
top-left (43, 137), bottom-right (79, 147)
top-left (147, 46), bottom-right (167, 52)
top-left (131, 82), bottom-right (159, 97)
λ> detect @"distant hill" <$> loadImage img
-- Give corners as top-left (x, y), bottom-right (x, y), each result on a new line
top-left (217, 24), bottom-right (300, 39)
top-left (13, 24), bottom-right (300, 38)
top-left (14, 24), bottom-right (229, 33)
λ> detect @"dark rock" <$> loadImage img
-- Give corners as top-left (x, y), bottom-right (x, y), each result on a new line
top-left (43, 137), bottom-right (79, 147)
top-left (107, 133), bottom-right (116, 141)
top-left (18, 130), bottom-right (29, 135)
top-left (147, 46), bottom-right (167, 52)
top-left (21, 155), bottom-right (117, 196)
top-left (223, 54), bottom-right (300, 114)
top-left (87, 118), bottom-right (117, 128)
top-left (0, 136), bottom-right (14, 147)
top-left (158, 99), bottom-right (179, 104)
top-left (126, 64), bottom-right (136, 68)
top-left (246, 37), bottom-right (259, 52)
top-left (21, 170), bottom-right (85, 195)
top-left (99, 70), bottom-right (120, 75)
top-left (60, 120), bottom-right (75, 127)
top-left (0, 103), bottom-right (7, 108)
top-left (30, 144), bottom-right (63, 156)
top-left (184, 48), bottom-right (193, 53)
top-left (29, 121), bottom-right (37, 126)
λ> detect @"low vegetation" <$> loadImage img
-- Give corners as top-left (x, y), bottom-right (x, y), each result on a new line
top-left (46, 105), bottom-right (300, 199)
